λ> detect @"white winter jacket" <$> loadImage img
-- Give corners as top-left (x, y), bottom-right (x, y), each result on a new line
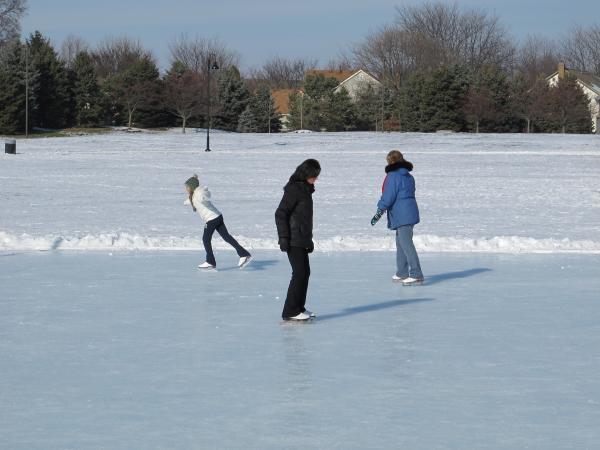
top-left (188, 186), bottom-right (222, 223)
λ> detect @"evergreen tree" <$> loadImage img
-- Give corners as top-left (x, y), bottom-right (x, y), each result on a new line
top-left (72, 51), bottom-right (104, 127)
top-left (247, 85), bottom-right (281, 133)
top-left (237, 105), bottom-right (258, 132)
top-left (27, 31), bottom-right (72, 129)
top-left (398, 73), bottom-right (427, 131)
top-left (420, 65), bottom-right (470, 132)
top-left (328, 87), bottom-right (356, 131)
top-left (0, 40), bottom-right (34, 134)
top-left (355, 84), bottom-right (380, 131)
top-left (215, 65), bottom-right (249, 131)
top-left (105, 56), bottom-right (162, 128)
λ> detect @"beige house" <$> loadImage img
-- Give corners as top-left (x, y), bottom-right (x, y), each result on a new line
top-left (546, 63), bottom-right (600, 133)
top-left (308, 69), bottom-right (381, 100)
top-left (272, 69), bottom-right (381, 131)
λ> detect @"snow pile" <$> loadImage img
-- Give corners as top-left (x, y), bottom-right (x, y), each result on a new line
top-left (2, 231), bottom-right (599, 254)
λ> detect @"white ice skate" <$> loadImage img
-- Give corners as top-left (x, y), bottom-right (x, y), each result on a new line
top-left (284, 311), bottom-right (312, 321)
top-left (392, 275), bottom-right (408, 282)
top-left (198, 262), bottom-right (216, 270)
top-left (238, 256), bottom-right (252, 268)
top-left (305, 309), bottom-right (316, 318)
top-left (402, 277), bottom-right (424, 286)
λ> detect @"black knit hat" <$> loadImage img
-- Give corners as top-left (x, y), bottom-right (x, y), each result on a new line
top-left (292, 159), bottom-right (321, 181)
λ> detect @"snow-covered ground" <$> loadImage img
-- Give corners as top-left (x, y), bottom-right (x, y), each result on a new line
top-left (1, 131), bottom-right (599, 253)
top-left (1, 251), bottom-right (599, 449)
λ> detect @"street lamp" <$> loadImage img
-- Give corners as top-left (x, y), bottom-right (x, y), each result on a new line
top-left (205, 58), bottom-right (219, 152)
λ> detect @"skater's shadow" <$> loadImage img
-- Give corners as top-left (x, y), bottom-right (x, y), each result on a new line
top-left (245, 259), bottom-right (279, 271)
top-left (219, 259), bottom-right (279, 272)
top-left (318, 298), bottom-right (435, 322)
top-left (424, 268), bottom-right (491, 286)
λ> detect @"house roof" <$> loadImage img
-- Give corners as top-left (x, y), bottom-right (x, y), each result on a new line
top-left (271, 88), bottom-right (302, 115)
top-left (306, 70), bottom-right (357, 83)
top-left (547, 68), bottom-right (600, 95)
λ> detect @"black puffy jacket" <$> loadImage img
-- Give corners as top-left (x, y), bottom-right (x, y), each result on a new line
top-left (275, 175), bottom-right (314, 249)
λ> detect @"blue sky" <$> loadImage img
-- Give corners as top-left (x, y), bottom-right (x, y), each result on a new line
top-left (21, 0), bottom-right (598, 72)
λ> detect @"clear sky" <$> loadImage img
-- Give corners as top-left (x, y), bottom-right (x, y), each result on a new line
top-left (21, 0), bottom-right (598, 72)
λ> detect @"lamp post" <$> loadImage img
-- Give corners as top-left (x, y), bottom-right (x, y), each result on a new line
top-left (205, 57), bottom-right (219, 152)
top-left (25, 43), bottom-right (29, 138)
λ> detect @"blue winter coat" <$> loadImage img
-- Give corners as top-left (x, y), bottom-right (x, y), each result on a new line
top-left (377, 162), bottom-right (420, 229)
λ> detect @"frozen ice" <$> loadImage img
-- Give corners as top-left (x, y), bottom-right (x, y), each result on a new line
top-left (1, 251), bottom-right (599, 449)
top-left (1, 131), bottom-right (600, 449)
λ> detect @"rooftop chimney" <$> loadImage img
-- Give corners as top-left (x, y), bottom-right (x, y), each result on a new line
top-left (558, 62), bottom-right (566, 79)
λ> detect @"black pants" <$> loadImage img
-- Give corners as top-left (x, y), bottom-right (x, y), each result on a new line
top-left (203, 215), bottom-right (250, 266)
top-left (282, 247), bottom-right (310, 319)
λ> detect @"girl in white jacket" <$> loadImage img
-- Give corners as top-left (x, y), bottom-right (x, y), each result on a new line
top-left (185, 175), bottom-right (252, 269)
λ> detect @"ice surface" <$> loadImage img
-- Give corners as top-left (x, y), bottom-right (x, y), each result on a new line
top-left (1, 131), bottom-right (599, 252)
top-left (1, 251), bottom-right (599, 449)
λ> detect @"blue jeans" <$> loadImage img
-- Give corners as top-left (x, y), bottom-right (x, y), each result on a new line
top-left (203, 215), bottom-right (250, 266)
top-left (395, 225), bottom-right (423, 279)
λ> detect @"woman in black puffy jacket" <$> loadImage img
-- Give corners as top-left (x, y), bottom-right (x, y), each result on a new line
top-left (275, 159), bottom-right (321, 321)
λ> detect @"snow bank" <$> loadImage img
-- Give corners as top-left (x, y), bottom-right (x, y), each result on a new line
top-left (2, 231), bottom-right (599, 254)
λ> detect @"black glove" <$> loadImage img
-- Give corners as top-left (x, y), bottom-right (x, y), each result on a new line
top-left (279, 238), bottom-right (290, 253)
top-left (371, 208), bottom-right (384, 226)
top-left (307, 242), bottom-right (314, 254)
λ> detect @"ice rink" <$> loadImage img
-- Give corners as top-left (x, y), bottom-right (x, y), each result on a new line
top-left (1, 251), bottom-right (599, 449)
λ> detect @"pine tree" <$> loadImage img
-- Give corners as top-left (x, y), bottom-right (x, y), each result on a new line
top-left (72, 51), bottom-right (104, 127)
top-left (237, 105), bottom-right (258, 132)
top-left (105, 56), bottom-right (161, 128)
top-left (248, 85), bottom-right (281, 133)
top-left (420, 65), bottom-right (470, 132)
top-left (27, 31), bottom-right (71, 129)
top-left (398, 73), bottom-right (426, 131)
top-left (215, 66), bottom-right (249, 131)
top-left (328, 87), bottom-right (356, 131)
top-left (0, 40), bottom-right (33, 134)
top-left (355, 84), bottom-right (380, 131)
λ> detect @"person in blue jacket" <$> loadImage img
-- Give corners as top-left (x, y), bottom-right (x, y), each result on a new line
top-left (371, 150), bottom-right (424, 285)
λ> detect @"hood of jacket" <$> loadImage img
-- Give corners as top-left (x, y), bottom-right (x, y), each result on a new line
top-left (385, 160), bottom-right (413, 173)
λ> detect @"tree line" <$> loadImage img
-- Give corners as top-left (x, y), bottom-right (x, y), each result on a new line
top-left (0, 0), bottom-right (598, 134)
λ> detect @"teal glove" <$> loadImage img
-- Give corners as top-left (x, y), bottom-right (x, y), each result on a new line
top-left (371, 209), bottom-right (384, 226)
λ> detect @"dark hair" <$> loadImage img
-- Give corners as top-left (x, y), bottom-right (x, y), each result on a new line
top-left (292, 159), bottom-right (321, 181)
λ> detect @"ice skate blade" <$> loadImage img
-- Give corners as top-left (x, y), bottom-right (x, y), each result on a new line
top-left (281, 317), bottom-right (315, 324)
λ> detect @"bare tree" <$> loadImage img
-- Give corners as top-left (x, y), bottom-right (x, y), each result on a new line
top-left (395, 2), bottom-right (515, 70)
top-left (463, 85), bottom-right (495, 133)
top-left (516, 35), bottom-right (560, 85)
top-left (252, 56), bottom-right (318, 89)
top-left (350, 2), bottom-right (514, 90)
top-left (0, 0), bottom-right (27, 45)
top-left (561, 24), bottom-right (600, 75)
top-left (92, 36), bottom-right (152, 79)
top-left (350, 25), bottom-right (420, 91)
top-left (165, 69), bottom-right (204, 133)
top-left (59, 35), bottom-right (89, 69)
top-left (168, 34), bottom-right (239, 74)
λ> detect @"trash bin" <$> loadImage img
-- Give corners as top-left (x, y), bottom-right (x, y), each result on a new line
top-left (5, 139), bottom-right (16, 154)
